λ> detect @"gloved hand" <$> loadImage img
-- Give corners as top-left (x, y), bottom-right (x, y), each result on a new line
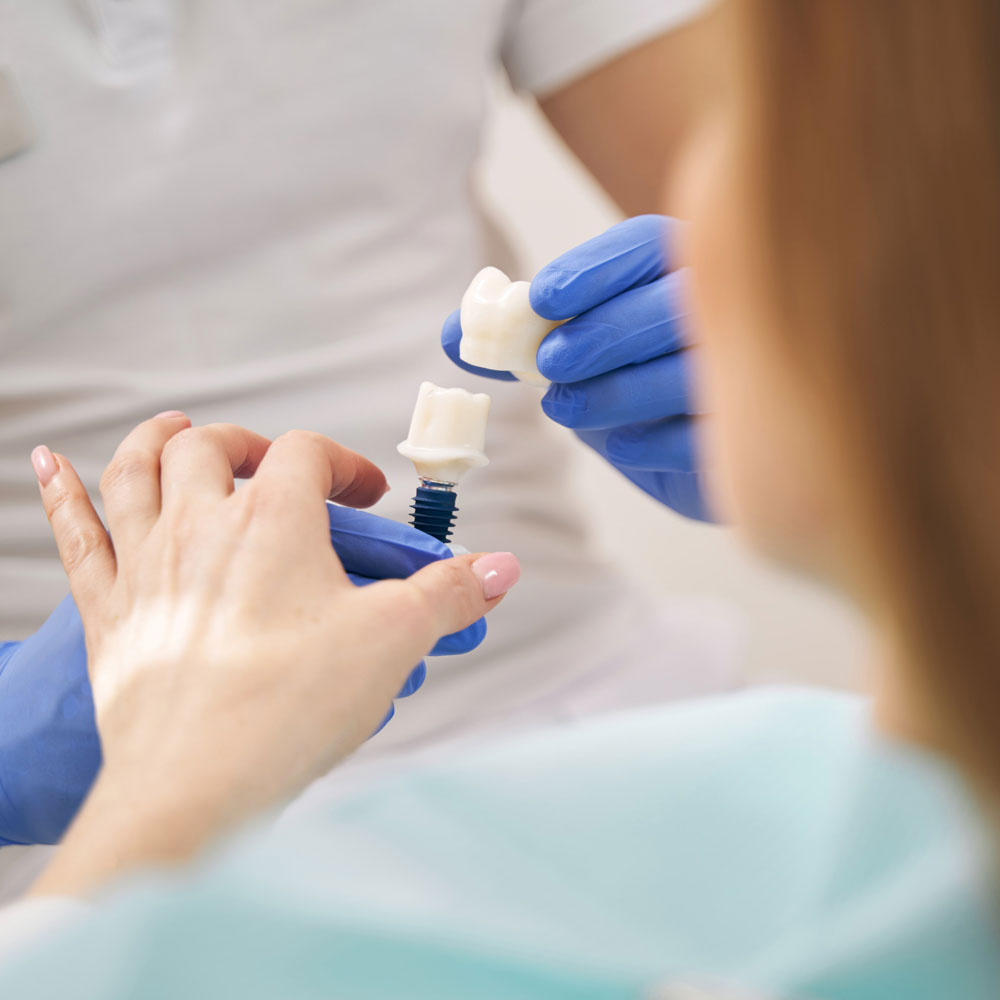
top-left (0, 504), bottom-right (484, 846)
top-left (327, 503), bottom-right (487, 735)
top-left (442, 214), bottom-right (709, 521)
top-left (0, 594), bottom-right (96, 846)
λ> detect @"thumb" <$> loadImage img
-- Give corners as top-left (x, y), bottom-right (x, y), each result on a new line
top-left (413, 551), bottom-right (520, 638)
top-left (392, 551), bottom-right (520, 650)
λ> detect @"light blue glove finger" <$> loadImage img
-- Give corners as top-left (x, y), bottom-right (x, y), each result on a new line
top-left (575, 428), bottom-right (710, 522)
top-left (0, 595), bottom-right (98, 846)
top-left (536, 272), bottom-right (688, 383)
top-left (527, 215), bottom-right (711, 522)
top-left (396, 661), bottom-right (427, 697)
top-left (329, 502), bottom-right (455, 576)
top-left (440, 309), bottom-right (518, 382)
top-left (529, 214), bottom-right (675, 320)
top-left (328, 504), bottom-right (487, 656)
top-left (604, 417), bottom-right (697, 473)
top-left (541, 349), bottom-right (692, 430)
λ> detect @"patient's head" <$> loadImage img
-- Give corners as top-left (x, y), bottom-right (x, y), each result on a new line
top-left (681, 2), bottom-right (1000, 773)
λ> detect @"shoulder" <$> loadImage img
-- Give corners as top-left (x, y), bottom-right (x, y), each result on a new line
top-left (502, 0), bottom-right (714, 97)
top-left (403, 686), bottom-right (869, 804)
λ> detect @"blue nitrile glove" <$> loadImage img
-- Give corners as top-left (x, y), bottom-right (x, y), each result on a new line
top-left (442, 214), bottom-right (709, 521)
top-left (327, 503), bottom-right (487, 735)
top-left (0, 594), bottom-right (97, 846)
top-left (0, 505), bottom-right (485, 846)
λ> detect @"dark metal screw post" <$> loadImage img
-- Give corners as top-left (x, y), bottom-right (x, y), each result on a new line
top-left (410, 478), bottom-right (459, 544)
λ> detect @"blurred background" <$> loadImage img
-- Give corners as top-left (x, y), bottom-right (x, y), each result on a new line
top-left (0, 2), bottom-right (870, 904)
top-left (480, 79), bottom-right (866, 692)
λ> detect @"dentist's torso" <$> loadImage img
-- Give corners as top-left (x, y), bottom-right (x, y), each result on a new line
top-left (0, 1), bottom-right (736, 760)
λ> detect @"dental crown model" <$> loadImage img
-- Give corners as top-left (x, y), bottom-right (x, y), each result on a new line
top-left (397, 382), bottom-right (491, 543)
top-left (459, 266), bottom-right (562, 384)
top-left (397, 382), bottom-right (490, 484)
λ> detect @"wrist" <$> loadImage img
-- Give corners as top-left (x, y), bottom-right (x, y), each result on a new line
top-left (30, 773), bottom-right (231, 898)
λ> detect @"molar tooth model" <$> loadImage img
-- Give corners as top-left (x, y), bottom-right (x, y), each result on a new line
top-left (397, 382), bottom-right (490, 544)
top-left (459, 266), bottom-right (562, 385)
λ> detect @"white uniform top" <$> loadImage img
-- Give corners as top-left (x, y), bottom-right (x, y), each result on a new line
top-left (0, 0), bottom-right (730, 769)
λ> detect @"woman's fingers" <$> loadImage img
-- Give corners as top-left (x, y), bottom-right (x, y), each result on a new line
top-left (237, 434), bottom-right (387, 585)
top-left (159, 423), bottom-right (272, 506)
top-left (32, 446), bottom-right (115, 616)
top-left (99, 412), bottom-right (192, 549)
top-left (368, 552), bottom-right (519, 665)
top-left (251, 430), bottom-right (388, 510)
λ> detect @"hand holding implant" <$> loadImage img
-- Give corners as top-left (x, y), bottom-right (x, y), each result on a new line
top-left (442, 215), bottom-right (709, 521)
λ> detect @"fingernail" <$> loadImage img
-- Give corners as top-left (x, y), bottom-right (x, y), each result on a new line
top-left (154, 410), bottom-right (185, 419)
top-left (472, 552), bottom-right (520, 600)
top-left (31, 445), bottom-right (58, 487)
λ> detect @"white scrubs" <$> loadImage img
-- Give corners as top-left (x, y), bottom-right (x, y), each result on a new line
top-left (0, 0), bottom-right (738, 893)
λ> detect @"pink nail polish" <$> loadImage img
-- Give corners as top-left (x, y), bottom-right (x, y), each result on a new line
top-left (471, 552), bottom-right (520, 600)
top-left (31, 445), bottom-right (58, 487)
top-left (154, 410), bottom-right (185, 419)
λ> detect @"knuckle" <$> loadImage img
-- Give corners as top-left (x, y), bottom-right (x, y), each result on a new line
top-left (239, 478), bottom-right (282, 518)
top-left (60, 525), bottom-right (108, 575)
top-left (434, 559), bottom-right (480, 619)
top-left (157, 504), bottom-right (199, 547)
top-left (201, 422), bottom-right (238, 437)
top-left (160, 425), bottom-right (203, 459)
top-left (200, 423), bottom-right (247, 454)
top-left (45, 479), bottom-right (80, 520)
top-left (99, 452), bottom-right (153, 497)
top-left (387, 580), bottom-right (435, 631)
top-left (278, 428), bottom-right (328, 452)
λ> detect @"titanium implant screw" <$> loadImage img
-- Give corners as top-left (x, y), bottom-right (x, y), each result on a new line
top-left (410, 478), bottom-right (458, 544)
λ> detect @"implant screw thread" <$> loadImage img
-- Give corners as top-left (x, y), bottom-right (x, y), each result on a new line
top-left (410, 478), bottom-right (459, 544)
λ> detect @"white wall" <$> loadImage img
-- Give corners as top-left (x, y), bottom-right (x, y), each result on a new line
top-left (478, 88), bottom-right (867, 691)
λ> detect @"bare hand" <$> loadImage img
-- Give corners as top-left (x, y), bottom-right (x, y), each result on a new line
top-left (28, 415), bottom-right (518, 893)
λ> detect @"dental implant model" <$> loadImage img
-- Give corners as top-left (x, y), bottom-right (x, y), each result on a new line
top-left (459, 267), bottom-right (562, 385)
top-left (397, 382), bottom-right (490, 544)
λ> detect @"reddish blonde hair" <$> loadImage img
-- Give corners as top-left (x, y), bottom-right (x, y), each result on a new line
top-left (736, 2), bottom-right (1000, 782)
